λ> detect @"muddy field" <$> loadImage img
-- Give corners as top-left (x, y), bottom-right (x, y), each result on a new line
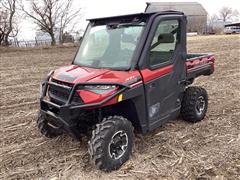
top-left (0, 35), bottom-right (240, 179)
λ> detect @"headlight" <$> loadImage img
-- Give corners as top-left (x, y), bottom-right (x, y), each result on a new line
top-left (83, 85), bottom-right (117, 94)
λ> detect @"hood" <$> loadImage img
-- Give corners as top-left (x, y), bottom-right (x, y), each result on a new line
top-left (52, 65), bottom-right (141, 84)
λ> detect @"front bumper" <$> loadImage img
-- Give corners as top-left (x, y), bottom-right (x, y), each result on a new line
top-left (39, 73), bottom-right (129, 138)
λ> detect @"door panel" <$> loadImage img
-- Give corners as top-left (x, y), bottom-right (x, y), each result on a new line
top-left (140, 16), bottom-right (186, 130)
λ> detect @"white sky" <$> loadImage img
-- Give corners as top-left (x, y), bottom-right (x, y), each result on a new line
top-left (18, 0), bottom-right (240, 40)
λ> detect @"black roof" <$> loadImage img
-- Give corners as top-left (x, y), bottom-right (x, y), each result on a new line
top-left (88, 11), bottom-right (184, 24)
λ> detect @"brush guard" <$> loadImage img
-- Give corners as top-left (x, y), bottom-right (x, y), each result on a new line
top-left (39, 72), bottom-right (129, 138)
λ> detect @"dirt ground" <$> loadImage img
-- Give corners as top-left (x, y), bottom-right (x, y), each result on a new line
top-left (0, 35), bottom-right (240, 180)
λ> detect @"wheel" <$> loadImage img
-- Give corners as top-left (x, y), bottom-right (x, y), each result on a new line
top-left (37, 112), bottom-right (63, 138)
top-left (88, 116), bottom-right (134, 171)
top-left (181, 86), bottom-right (208, 123)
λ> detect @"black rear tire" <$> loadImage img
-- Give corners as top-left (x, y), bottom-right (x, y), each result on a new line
top-left (37, 112), bottom-right (63, 138)
top-left (88, 116), bottom-right (134, 172)
top-left (181, 86), bottom-right (208, 123)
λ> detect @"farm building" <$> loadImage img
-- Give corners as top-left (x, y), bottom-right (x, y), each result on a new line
top-left (145, 2), bottom-right (208, 34)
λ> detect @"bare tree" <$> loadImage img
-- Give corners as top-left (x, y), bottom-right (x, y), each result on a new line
top-left (232, 10), bottom-right (240, 21)
top-left (0, 0), bottom-right (18, 46)
top-left (21, 0), bottom-right (82, 46)
top-left (219, 6), bottom-right (239, 22)
top-left (21, 0), bottom-right (58, 45)
top-left (207, 14), bottom-right (219, 33)
top-left (58, 0), bottom-right (82, 44)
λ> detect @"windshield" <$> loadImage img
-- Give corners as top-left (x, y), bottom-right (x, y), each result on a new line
top-left (73, 23), bottom-right (145, 70)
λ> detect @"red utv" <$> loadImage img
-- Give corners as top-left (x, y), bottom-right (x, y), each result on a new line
top-left (38, 11), bottom-right (215, 171)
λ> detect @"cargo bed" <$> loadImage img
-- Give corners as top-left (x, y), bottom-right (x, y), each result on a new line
top-left (185, 53), bottom-right (215, 80)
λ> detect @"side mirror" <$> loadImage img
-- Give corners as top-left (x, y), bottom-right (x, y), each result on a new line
top-left (158, 33), bottom-right (174, 43)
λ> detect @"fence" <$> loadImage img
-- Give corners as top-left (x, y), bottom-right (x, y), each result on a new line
top-left (10, 38), bottom-right (53, 47)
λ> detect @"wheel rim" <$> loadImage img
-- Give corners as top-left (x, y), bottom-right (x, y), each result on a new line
top-left (108, 130), bottom-right (128, 160)
top-left (195, 96), bottom-right (205, 116)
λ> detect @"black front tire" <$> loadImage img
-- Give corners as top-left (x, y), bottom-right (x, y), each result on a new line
top-left (181, 86), bottom-right (208, 123)
top-left (37, 112), bottom-right (63, 138)
top-left (88, 116), bottom-right (134, 172)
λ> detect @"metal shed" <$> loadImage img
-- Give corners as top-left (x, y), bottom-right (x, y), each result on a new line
top-left (224, 22), bottom-right (240, 34)
top-left (145, 2), bottom-right (208, 34)
top-left (224, 22), bottom-right (240, 27)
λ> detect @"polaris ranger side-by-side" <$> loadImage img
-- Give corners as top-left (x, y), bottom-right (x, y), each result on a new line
top-left (38, 11), bottom-right (215, 171)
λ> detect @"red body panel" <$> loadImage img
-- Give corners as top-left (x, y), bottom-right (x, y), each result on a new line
top-left (52, 65), bottom-right (141, 105)
top-left (51, 54), bottom-right (214, 106)
top-left (140, 65), bottom-right (173, 83)
top-left (53, 65), bottom-right (141, 84)
top-left (185, 55), bottom-right (215, 73)
top-left (77, 89), bottom-right (117, 105)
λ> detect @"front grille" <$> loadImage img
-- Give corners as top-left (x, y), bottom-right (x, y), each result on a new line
top-left (49, 79), bottom-right (83, 105)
